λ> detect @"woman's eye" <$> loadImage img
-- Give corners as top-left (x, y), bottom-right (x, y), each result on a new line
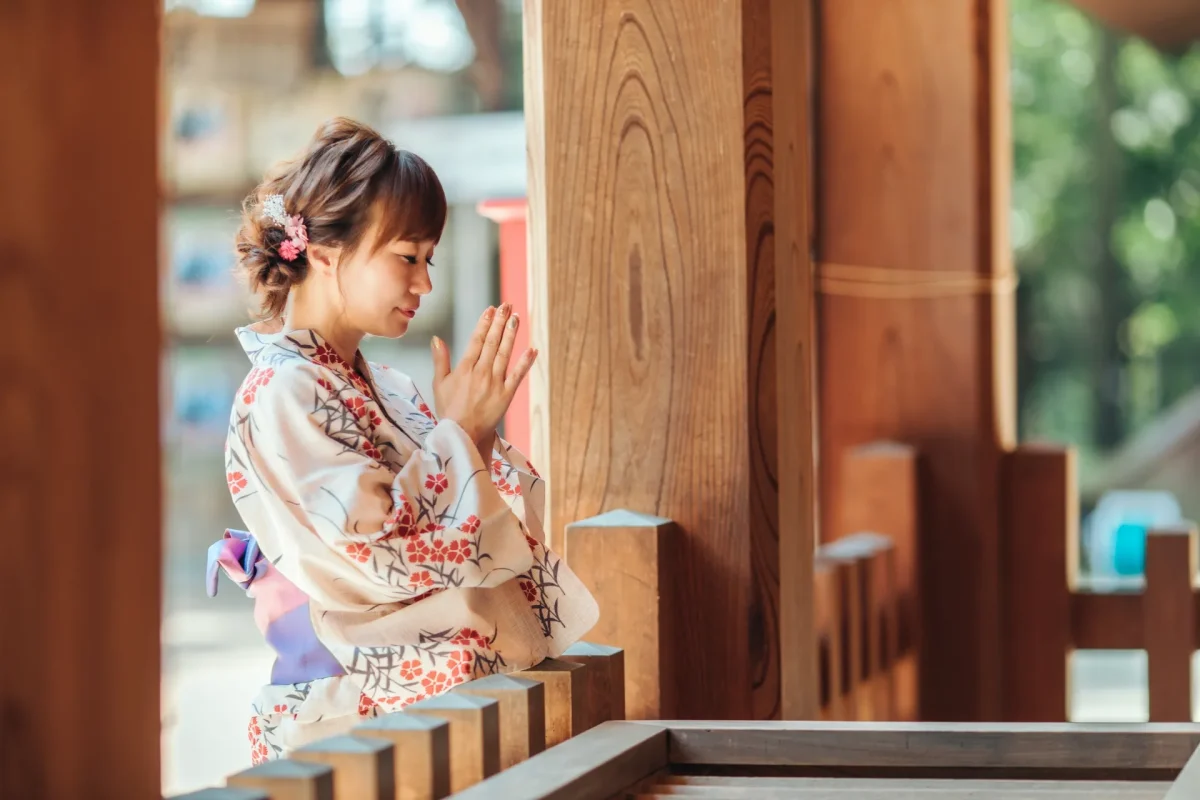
top-left (398, 254), bottom-right (433, 267)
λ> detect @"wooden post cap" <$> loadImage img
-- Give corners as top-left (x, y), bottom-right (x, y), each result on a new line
top-left (561, 642), bottom-right (626, 728)
top-left (353, 713), bottom-right (451, 800)
top-left (291, 735), bottom-right (394, 800)
top-left (404, 693), bottom-right (501, 792)
top-left (454, 673), bottom-right (546, 768)
top-left (226, 759), bottom-right (334, 800)
top-left (514, 657), bottom-right (588, 746)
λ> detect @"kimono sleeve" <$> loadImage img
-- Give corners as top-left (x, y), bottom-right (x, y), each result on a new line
top-left (250, 365), bottom-right (535, 599)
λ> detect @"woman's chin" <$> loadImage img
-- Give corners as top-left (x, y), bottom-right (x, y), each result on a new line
top-left (371, 317), bottom-right (410, 339)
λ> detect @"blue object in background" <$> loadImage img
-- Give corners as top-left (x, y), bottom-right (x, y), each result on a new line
top-left (1112, 522), bottom-right (1146, 576)
top-left (1084, 491), bottom-right (1182, 580)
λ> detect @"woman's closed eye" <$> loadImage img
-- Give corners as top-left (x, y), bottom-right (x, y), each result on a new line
top-left (400, 254), bottom-right (434, 267)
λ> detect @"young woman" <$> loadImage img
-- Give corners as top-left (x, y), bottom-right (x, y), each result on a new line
top-left (207, 117), bottom-right (599, 762)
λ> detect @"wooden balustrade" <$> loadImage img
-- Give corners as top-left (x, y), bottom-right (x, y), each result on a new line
top-left (1004, 442), bottom-right (1200, 722)
top-left (171, 642), bottom-right (626, 799)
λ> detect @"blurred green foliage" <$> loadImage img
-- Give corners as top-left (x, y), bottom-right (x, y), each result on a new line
top-left (1013, 0), bottom-right (1200, 476)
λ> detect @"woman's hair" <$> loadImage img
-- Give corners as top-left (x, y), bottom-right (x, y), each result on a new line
top-left (235, 117), bottom-right (448, 318)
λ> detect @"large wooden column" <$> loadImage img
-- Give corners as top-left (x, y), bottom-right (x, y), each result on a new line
top-left (524, 1), bottom-right (817, 719)
top-left (816, 0), bottom-right (1015, 720)
top-left (0, 2), bottom-right (162, 798)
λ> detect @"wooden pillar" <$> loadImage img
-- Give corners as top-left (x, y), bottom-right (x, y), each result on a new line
top-left (1144, 525), bottom-right (1198, 722)
top-left (0, 2), bottom-right (162, 799)
top-left (524, 0), bottom-right (817, 721)
top-left (815, 0), bottom-right (1014, 720)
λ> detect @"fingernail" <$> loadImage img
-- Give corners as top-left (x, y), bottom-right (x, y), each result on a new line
top-left (432, 336), bottom-right (441, 350)
top-left (485, 307), bottom-right (495, 318)
top-left (508, 315), bottom-right (519, 329)
top-left (501, 303), bottom-right (511, 315)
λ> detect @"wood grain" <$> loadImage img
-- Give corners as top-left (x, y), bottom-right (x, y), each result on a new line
top-left (515, 658), bottom-right (588, 747)
top-left (524, 0), bottom-right (818, 720)
top-left (664, 722), bottom-right (1200, 774)
top-left (0, 2), bottom-right (162, 799)
top-left (561, 641), bottom-right (628, 729)
top-left (403, 694), bottom-right (501, 792)
top-left (1001, 446), bottom-right (1075, 722)
top-left (226, 760), bottom-right (335, 800)
top-left (1143, 525), bottom-right (1198, 722)
top-left (353, 712), bottom-right (452, 800)
top-left (449, 721), bottom-right (668, 800)
top-left (564, 511), bottom-right (679, 720)
top-left (816, 0), bottom-right (1010, 722)
top-left (291, 736), bottom-right (395, 800)
top-left (454, 674), bottom-right (546, 769)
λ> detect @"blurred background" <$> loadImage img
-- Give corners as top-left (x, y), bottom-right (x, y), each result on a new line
top-left (160, 0), bottom-right (1200, 793)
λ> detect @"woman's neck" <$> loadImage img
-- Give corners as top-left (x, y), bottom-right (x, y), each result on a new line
top-left (287, 287), bottom-right (363, 365)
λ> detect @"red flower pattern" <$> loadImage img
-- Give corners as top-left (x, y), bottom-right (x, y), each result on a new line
top-left (444, 538), bottom-right (472, 564)
top-left (418, 402), bottom-right (435, 420)
top-left (399, 660), bottom-right (423, 681)
top-left (520, 579), bottom-right (539, 603)
top-left (420, 670), bottom-right (451, 695)
top-left (345, 542), bottom-right (371, 563)
top-left (425, 472), bottom-right (448, 494)
top-left (409, 570), bottom-right (434, 589)
top-left (459, 515), bottom-right (481, 534)
top-left (227, 471), bottom-right (248, 495)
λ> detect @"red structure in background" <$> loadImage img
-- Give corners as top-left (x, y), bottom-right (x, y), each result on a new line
top-left (478, 198), bottom-right (530, 455)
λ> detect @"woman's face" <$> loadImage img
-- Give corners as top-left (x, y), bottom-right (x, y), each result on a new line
top-left (338, 222), bottom-right (436, 340)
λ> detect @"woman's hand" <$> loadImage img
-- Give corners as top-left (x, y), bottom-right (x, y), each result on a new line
top-left (431, 304), bottom-right (537, 447)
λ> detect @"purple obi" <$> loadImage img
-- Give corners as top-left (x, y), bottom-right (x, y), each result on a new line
top-left (206, 529), bottom-right (344, 685)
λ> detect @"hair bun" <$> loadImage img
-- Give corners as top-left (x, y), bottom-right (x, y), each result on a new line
top-left (234, 197), bottom-right (310, 318)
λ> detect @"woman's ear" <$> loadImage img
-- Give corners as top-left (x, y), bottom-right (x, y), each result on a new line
top-left (307, 243), bottom-right (340, 276)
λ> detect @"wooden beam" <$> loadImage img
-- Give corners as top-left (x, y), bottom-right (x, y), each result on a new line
top-left (449, 722), bottom-right (668, 800)
top-left (815, 0), bottom-right (1013, 721)
top-left (1067, 0), bottom-right (1200, 52)
top-left (0, 2), bottom-right (162, 798)
top-left (664, 721), bottom-right (1200, 774)
top-left (524, 0), bottom-right (818, 722)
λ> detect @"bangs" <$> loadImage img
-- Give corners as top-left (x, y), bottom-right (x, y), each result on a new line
top-left (372, 149), bottom-right (448, 248)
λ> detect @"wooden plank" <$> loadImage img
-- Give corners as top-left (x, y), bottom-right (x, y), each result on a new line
top-left (1071, 590), bottom-right (1145, 649)
top-left (525, 0), bottom-right (818, 721)
top-left (227, 760), bottom-right (335, 800)
top-left (816, 0), bottom-right (1011, 722)
top-left (1001, 445), bottom-right (1076, 722)
top-left (1144, 525), bottom-right (1198, 722)
top-left (664, 722), bottom-right (1200, 773)
top-left (0, 3), bottom-right (162, 799)
top-left (1067, 0), bottom-right (1200, 52)
top-left (840, 443), bottom-right (919, 720)
top-left (404, 694), bottom-right (501, 792)
top-left (1165, 742), bottom-right (1200, 800)
top-left (455, 673), bottom-right (546, 769)
top-left (291, 736), bottom-right (394, 800)
top-left (813, 557), bottom-right (843, 719)
top-left (769, 0), bottom-right (819, 722)
top-left (515, 657), bottom-right (587, 747)
top-left (450, 721), bottom-right (668, 800)
top-left (561, 641), bottom-right (627, 728)
top-left (564, 511), bottom-right (679, 720)
top-left (353, 712), bottom-right (451, 800)
top-left (649, 775), bottom-right (1172, 798)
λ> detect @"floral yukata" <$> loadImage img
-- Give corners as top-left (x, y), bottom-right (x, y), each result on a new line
top-left (209, 321), bottom-right (599, 763)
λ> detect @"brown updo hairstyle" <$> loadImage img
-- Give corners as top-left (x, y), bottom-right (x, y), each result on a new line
top-left (235, 117), bottom-right (448, 319)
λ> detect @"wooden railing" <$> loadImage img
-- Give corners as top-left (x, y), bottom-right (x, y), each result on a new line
top-left (170, 642), bottom-right (625, 799)
top-left (565, 439), bottom-right (921, 724)
top-left (1005, 443), bottom-right (1200, 722)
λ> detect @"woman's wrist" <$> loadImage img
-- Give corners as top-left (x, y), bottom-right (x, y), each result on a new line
top-left (475, 430), bottom-right (497, 462)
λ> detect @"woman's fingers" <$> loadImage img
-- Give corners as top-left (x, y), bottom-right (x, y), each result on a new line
top-left (477, 303), bottom-right (510, 370)
top-left (504, 347), bottom-right (537, 395)
top-left (493, 313), bottom-right (519, 380)
top-left (459, 307), bottom-right (495, 370)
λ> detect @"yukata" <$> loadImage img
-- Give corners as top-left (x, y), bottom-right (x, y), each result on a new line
top-left (208, 320), bottom-right (600, 764)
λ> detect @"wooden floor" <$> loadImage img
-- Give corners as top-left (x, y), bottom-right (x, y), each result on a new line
top-left (627, 774), bottom-right (1173, 798)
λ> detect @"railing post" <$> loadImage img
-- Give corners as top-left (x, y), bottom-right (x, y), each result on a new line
top-left (513, 658), bottom-right (588, 747)
top-left (353, 712), bottom-right (451, 800)
top-left (561, 641), bottom-right (627, 730)
top-left (840, 442), bottom-right (919, 719)
top-left (290, 735), bottom-right (394, 800)
top-left (404, 694), bottom-right (501, 792)
top-left (1001, 444), bottom-right (1075, 722)
top-left (813, 555), bottom-right (843, 720)
top-left (564, 510), bottom-right (679, 719)
top-left (454, 674), bottom-right (546, 769)
top-left (818, 543), bottom-right (863, 720)
top-left (226, 760), bottom-right (334, 800)
top-left (1145, 524), bottom-right (1198, 722)
top-left (170, 790), bottom-right (269, 800)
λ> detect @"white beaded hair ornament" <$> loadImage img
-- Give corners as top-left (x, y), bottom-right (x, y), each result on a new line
top-left (262, 194), bottom-right (308, 262)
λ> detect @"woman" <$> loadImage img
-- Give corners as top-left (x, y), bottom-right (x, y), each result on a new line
top-left (207, 117), bottom-right (599, 762)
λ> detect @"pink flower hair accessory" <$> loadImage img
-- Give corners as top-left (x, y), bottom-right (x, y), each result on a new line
top-left (262, 194), bottom-right (308, 263)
